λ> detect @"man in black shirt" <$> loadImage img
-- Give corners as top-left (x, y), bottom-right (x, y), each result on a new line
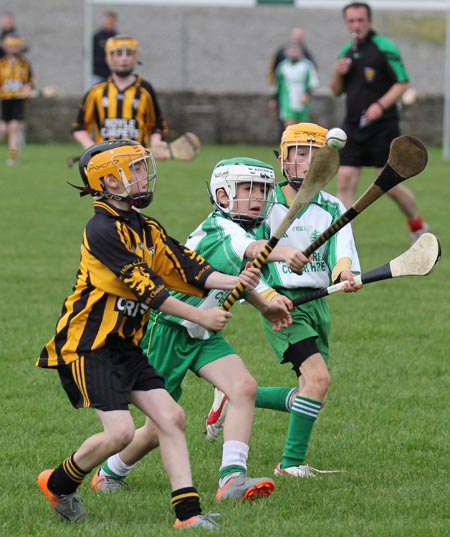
top-left (91, 11), bottom-right (118, 85)
top-left (330, 2), bottom-right (428, 244)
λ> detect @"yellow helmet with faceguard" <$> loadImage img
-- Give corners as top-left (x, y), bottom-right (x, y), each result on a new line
top-left (105, 35), bottom-right (139, 77)
top-left (3, 33), bottom-right (25, 54)
top-left (77, 140), bottom-right (157, 209)
top-left (105, 35), bottom-right (138, 58)
top-left (280, 123), bottom-right (328, 160)
top-left (280, 122), bottom-right (328, 189)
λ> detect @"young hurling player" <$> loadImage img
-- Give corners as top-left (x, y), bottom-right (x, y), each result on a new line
top-left (0, 33), bottom-right (34, 165)
top-left (206, 123), bottom-right (363, 477)
top-left (36, 141), bottom-right (261, 530)
top-left (72, 35), bottom-right (169, 156)
top-left (91, 157), bottom-right (311, 501)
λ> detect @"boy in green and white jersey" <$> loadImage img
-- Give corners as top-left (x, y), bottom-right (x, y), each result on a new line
top-left (91, 157), bottom-right (309, 501)
top-left (207, 123), bottom-right (363, 478)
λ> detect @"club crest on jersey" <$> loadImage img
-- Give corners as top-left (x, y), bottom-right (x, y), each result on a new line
top-left (310, 230), bottom-right (322, 242)
top-left (364, 67), bottom-right (375, 82)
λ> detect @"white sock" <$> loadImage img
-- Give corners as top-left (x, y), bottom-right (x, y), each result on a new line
top-left (102, 453), bottom-right (136, 478)
top-left (218, 440), bottom-right (249, 487)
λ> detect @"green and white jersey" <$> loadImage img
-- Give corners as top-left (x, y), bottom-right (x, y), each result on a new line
top-left (276, 58), bottom-right (319, 119)
top-left (158, 211), bottom-right (256, 337)
top-left (256, 182), bottom-right (360, 291)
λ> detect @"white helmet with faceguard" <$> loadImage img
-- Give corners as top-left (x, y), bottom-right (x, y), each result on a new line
top-left (280, 122), bottom-right (328, 189)
top-left (209, 157), bottom-right (276, 229)
top-left (76, 140), bottom-right (157, 209)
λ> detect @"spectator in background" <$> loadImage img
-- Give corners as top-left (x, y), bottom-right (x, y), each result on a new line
top-left (268, 27), bottom-right (317, 136)
top-left (91, 11), bottom-right (118, 85)
top-left (330, 2), bottom-right (428, 244)
top-left (275, 41), bottom-right (319, 131)
top-left (0, 11), bottom-right (17, 58)
top-left (269, 27), bottom-right (317, 80)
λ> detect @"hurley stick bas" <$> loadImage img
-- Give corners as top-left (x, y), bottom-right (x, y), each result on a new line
top-left (221, 145), bottom-right (340, 311)
top-left (291, 232), bottom-right (441, 307)
top-left (150, 132), bottom-right (201, 161)
top-left (303, 135), bottom-right (428, 258)
top-left (67, 154), bottom-right (81, 168)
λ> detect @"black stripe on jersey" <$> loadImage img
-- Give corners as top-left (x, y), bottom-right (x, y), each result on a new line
top-left (52, 275), bottom-right (91, 358)
top-left (102, 84), bottom-right (109, 121)
top-left (132, 84), bottom-right (141, 123)
top-left (76, 292), bottom-right (111, 352)
top-left (116, 90), bottom-right (124, 118)
top-left (71, 357), bottom-right (90, 408)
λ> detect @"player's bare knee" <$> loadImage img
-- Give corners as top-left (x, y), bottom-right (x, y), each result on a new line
top-left (107, 425), bottom-right (135, 452)
top-left (165, 403), bottom-right (186, 434)
top-left (174, 403), bottom-right (186, 431)
top-left (316, 369), bottom-right (331, 394)
top-left (307, 369), bottom-right (330, 397)
top-left (230, 374), bottom-right (257, 403)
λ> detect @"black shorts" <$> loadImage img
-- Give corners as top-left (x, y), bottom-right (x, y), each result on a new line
top-left (1, 99), bottom-right (26, 122)
top-left (58, 339), bottom-right (165, 411)
top-left (339, 119), bottom-right (400, 168)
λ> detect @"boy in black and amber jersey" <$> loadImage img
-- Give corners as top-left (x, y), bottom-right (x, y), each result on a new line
top-left (72, 35), bottom-right (169, 157)
top-left (0, 33), bottom-right (34, 164)
top-left (36, 140), bottom-right (260, 530)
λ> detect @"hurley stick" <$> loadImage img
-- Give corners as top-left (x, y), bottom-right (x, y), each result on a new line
top-left (292, 233), bottom-right (441, 306)
top-left (302, 135), bottom-right (428, 258)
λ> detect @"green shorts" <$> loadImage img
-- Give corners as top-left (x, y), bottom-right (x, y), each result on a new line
top-left (261, 290), bottom-right (331, 365)
top-left (280, 104), bottom-right (310, 124)
top-left (140, 315), bottom-right (235, 401)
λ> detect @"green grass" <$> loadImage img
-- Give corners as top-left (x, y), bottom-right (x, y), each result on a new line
top-left (1, 143), bottom-right (449, 536)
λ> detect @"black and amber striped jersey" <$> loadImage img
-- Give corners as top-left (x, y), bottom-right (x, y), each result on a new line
top-left (71, 75), bottom-right (168, 147)
top-left (37, 201), bottom-right (215, 368)
top-left (0, 55), bottom-right (34, 100)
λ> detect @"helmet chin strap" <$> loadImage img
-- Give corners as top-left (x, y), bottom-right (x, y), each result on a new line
top-left (113, 68), bottom-right (134, 78)
top-left (284, 171), bottom-right (304, 191)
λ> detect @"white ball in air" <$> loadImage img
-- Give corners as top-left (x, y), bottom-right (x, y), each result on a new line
top-left (326, 128), bottom-right (347, 150)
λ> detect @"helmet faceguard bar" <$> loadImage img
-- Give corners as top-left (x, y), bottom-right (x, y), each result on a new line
top-left (280, 123), bottom-right (328, 189)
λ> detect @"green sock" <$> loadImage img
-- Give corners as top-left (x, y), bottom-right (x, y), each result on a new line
top-left (255, 387), bottom-right (297, 412)
top-left (101, 460), bottom-right (124, 480)
top-left (219, 465), bottom-right (246, 483)
top-left (281, 396), bottom-right (321, 468)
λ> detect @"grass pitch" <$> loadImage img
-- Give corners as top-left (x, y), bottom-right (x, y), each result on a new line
top-left (1, 143), bottom-right (449, 536)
